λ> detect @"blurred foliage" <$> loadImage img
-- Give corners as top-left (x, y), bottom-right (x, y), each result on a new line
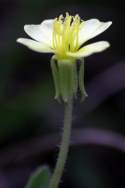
top-left (25, 166), bottom-right (51, 188)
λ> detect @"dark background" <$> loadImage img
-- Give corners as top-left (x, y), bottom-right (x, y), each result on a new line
top-left (0, 0), bottom-right (125, 188)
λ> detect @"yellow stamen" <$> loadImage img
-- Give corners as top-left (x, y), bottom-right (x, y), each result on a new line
top-left (52, 13), bottom-right (83, 60)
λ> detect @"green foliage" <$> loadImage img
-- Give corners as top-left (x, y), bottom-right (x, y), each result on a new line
top-left (25, 166), bottom-right (51, 188)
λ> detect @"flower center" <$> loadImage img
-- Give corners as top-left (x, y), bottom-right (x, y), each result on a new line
top-left (52, 13), bottom-right (81, 59)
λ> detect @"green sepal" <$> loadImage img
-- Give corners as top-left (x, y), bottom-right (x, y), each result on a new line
top-left (79, 59), bottom-right (88, 101)
top-left (51, 56), bottom-right (60, 102)
top-left (51, 57), bottom-right (87, 103)
top-left (57, 59), bottom-right (78, 103)
top-left (72, 62), bottom-right (78, 97)
top-left (25, 166), bottom-right (51, 188)
top-left (58, 61), bottom-right (69, 102)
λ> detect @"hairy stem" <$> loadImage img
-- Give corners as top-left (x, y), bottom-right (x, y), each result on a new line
top-left (48, 99), bottom-right (73, 188)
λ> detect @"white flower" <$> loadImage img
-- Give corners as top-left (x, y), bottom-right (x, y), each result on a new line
top-left (17, 13), bottom-right (112, 60)
top-left (17, 13), bottom-right (112, 102)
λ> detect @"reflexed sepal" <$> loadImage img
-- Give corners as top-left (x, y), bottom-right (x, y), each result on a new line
top-left (51, 56), bottom-right (87, 102)
top-left (51, 56), bottom-right (78, 103)
top-left (79, 59), bottom-right (88, 101)
top-left (51, 56), bottom-right (60, 101)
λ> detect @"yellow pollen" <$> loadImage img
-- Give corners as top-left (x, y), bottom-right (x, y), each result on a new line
top-left (52, 13), bottom-right (82, 59)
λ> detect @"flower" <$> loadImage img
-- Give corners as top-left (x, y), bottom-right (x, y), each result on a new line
top-left (17, 13), bottom-right (112, 60)
top-left (17, 13), bottom-right (112, 102)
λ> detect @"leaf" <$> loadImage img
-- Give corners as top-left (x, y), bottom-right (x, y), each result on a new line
top-left (25, 166), bottom-right (51, 188)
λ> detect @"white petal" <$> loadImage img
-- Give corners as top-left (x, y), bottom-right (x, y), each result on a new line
top-left (24, 19), bottom-right (54, 46)
top-left (67, 41), bottom-right (110, 58)
top-left (79, 19), bottom-right (112, 45)
top-left (17, 38), bottom-right (54, 53)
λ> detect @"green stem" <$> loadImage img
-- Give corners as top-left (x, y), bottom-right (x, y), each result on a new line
top-left (48, 99), bottom-right (73, 188)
